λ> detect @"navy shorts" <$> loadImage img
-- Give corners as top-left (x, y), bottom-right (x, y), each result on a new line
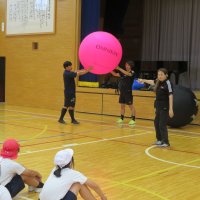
top-left (5, 175), bottom-right (25, 198)
top-left (119, 92), bottom-right (133, 105)
top-left (61, 191), bottom-right (77, 200)
top-left (64, 94), bottom-right (76, 107)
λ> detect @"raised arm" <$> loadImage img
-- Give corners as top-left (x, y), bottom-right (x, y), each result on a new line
top-left (116, 66), bottom-right (133, 76)
top-left (110, 70), bottom-right (120, 77)
top-left (76, 67), bottom-right (93, 76)
top-left (138, 78), bottom-right (155, 85)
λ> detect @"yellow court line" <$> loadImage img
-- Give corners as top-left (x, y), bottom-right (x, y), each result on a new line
top-left (121, 183), bottom-right (169, 200)
top-left (95, 178), bottom-right (169, 200)
top-left (124, 157), bottom-right (200, 183)
top-left (21, 125), bottom-right (48, 142)
top-left (29, 125), bottom-right (48, 140)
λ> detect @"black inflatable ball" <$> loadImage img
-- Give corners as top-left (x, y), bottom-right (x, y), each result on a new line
top-left (167, 85), bottom-right (198, 127)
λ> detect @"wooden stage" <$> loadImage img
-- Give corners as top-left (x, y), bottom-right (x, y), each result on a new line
top-left (0, 102), bottom-right (200, 200)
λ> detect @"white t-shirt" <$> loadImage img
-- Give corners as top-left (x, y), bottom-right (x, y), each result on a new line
top-left (0, 157), bottom-right (25, 186)
top-left (0, 185), bottom-right (12, 200)
top-left (39, 167), bottom-right (87, 200)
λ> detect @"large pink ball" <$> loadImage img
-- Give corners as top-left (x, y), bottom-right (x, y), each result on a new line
top-left (79, 31), bottom-right (122, 74)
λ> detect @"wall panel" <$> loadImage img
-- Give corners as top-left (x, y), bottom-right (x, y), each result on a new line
top-left (0, 0), bottom-right (81, 110)
top-left (76, 88), bottom-right (200, 125)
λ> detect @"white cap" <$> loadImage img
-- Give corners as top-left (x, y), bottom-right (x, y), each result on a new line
top-left (54, 149), bottom-right (74, 168)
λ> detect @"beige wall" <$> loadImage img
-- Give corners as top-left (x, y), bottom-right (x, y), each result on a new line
top-left (0, 0), bottom-right (81, 110)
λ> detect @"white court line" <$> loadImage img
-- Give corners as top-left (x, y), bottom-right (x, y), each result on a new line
top-left (145, 145), bottom-right (200, 169)
top-left (1, 108), bottom-right (200, 135)
top-left (20, 132), bottom-right (149, 156)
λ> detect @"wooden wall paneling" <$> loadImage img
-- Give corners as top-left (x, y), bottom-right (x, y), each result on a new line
top-left (76, 92), bottom-right (103, 114)
top-left (102, 94), bottom-right (120, 116)
top-left (0, 0), bottom-right (81, 110)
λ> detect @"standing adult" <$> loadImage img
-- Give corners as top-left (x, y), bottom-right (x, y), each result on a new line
top-left (138, 68), bottom-right (174, 147)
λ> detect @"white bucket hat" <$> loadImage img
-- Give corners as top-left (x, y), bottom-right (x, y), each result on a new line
top-left (54, 149), bottom-right (74, 168)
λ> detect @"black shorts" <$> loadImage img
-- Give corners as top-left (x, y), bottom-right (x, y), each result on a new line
top-left (61, 191), bottom-right (77, 200)
top-left (5, 175), bottom-right (25, 198)
top-left (64, 94), bottom-right (76, 107)
top-left (119, 92), bottom-right (133, 105)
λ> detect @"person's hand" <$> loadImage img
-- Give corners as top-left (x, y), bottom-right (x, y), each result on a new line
top-left (35, 171), bottom-right (42, 181)
top-left (86, 66), bottom-right (93, 71)
top-left (116, 66), bottom-right (120, 70)
top-left (138, 78), bottom-right (144, 83)
top-left (35, 175), bottom-right (42, 182)
top-left (169, 109), bottom-right (174, 118)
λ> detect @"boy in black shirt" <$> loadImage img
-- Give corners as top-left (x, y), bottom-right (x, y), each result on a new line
top-left (138, 68), bottom-right (174, 147)
top-left (111, 61), bottom-right (136, 125)
top-left (58, 61), bottom-right (92, 124)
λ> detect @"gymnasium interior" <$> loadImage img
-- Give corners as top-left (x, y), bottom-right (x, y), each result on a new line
top-left (0, 0), bottom-right (200, 199)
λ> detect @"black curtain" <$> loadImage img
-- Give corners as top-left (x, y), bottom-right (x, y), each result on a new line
top-left (142, 0), bottom-right (200, 89)
top-left (103, 0), bottom-right (130, 38)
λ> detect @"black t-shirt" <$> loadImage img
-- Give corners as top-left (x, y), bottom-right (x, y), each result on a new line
top-left (63, 70), bottom-right (77, 95)
top-left (155, 79), bottom-right (173, 109)
top-left (118, 70), bottom-right (134, 93)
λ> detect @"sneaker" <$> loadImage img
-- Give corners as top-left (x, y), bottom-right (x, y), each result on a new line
top-left (71, 120), bottom-right (80, 124)
top-left (128, 120), bottom-right (135, 125)
top-left (154, 141), bottom-right (162, 145)
top-left (58, 119), bottom-right (66, 124)
top-left (160, 143), bottom-right (170, 147)
top-left (116, 118), bottom-right (123, 123)
top-left (28, 186), bottom-right (42, 193)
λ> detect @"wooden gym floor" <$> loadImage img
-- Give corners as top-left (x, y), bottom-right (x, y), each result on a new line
top-left (0, 104), bottom-right (200, 200)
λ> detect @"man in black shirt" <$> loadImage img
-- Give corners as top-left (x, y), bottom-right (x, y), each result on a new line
top-left (58, 61), bottom-right (92, 124)
top-left (111, 61), bottom-right (136, 125)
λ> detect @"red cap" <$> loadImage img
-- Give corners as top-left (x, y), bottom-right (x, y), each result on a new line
top-left (0, 139), bottom-right (20, 159)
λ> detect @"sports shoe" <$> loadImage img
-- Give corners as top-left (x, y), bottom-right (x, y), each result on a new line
top-left (71, 120), bottom-right (80, 124)
top-left (154, 141), bottom-right (162, 145)
top-left (28, 186), bottom-right (42, 193)
top-left (160, 143), bottom-right (170, 147)
top-left (128, 120), bottom-right (135, 125)
top-left (58, 119), bottom-right (66, 124)
top-left (116, 118), bottom-right (123, 123)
